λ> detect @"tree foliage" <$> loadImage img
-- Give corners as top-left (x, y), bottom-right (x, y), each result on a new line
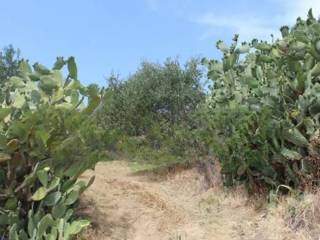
top-left (102, 58), bottom-right (204, 137)
top-left (0, 45), bottom-right (20, 86)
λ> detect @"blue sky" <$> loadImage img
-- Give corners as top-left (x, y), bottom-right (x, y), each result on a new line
top-left (1, 0), bottom-right (320, 85)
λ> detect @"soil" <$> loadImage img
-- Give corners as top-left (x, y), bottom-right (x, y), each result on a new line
top-left (79, 160), bottom-right (304, 240)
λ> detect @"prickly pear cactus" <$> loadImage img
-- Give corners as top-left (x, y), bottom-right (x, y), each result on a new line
top-left (0, 57), bottom-right (104, 239)
top-left (203, 9), bottom-right (320, 190)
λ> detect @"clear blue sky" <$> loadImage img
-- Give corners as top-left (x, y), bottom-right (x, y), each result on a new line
top-left (1, 0), bottom-right (319, 85)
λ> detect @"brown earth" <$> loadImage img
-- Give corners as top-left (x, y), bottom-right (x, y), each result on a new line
top-left (78, 160), bottom-right (312, 240)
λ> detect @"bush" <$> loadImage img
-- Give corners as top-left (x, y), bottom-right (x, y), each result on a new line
top-left (0, 45), bottom-right (20, 86)
top-left (203, 10), bottom-right (320, 191)
top-left (0, 57), bottom-right (104, 239)
top-left (99, 58), bottom-right (206, 164)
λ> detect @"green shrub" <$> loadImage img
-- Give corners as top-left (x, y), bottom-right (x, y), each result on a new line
top-left (0, 57), bottom-right (104, 239)
top-left (102, 58), bottom-right (204, 137)
top-left (0, 45), bottom-right (20, 86)
top-left (98, 58), bottom-right (206, 166)
top-left (203, 10), bottom-right (320, 190)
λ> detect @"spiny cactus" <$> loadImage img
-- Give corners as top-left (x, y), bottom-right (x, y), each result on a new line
top-left (0, 57), bottom-right (104, 239)
top-left (203, 9), bottom-right (320, 190)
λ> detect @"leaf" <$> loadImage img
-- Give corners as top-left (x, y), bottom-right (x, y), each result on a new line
top-left (52, 201), bottom-right (67, 219)
top-left (19, 230), bottom-right (29, 240)
top-left (61, 178), bottom-right (76, 192)
top-left (36, 169), bottom-right (49, 187)
top-left (52, 88), bottom-right (64, 103)
top-left (31, 186), bottom-right (48, 201)
top-left (304, 117), bottom-right (315, 135)
top-left (27, 210), bottom-right (35, 237)
top-left (216, 40), bottom-right (229, 53)
top-left (316, 40), bottom-right (320, 53)
top-left (33, 63), bottom-right (50, 75)
top-left (68, 57), bottom-right (78, 80)
top-left (35, 129), bottom-right (50, 146)
top-left (53, 57), bottom-right (65, 70)
top-left (47, 176), bottom-right (61, 191)
top-left (84, 96), bottom-right (100, 114)
top-left (254, 42), bottom-right (271, 51)
top-left (43, 191), bottom-right (62, 206)
top-left (58, 219), bottom-right (65, 239)
top-left (37, 214), bottom-right (55, 237)
top-left (47, 227), bottom-right (58, 240)
top-left (68, 220), bottom-right (90, 235)
top-left (284, 127), bottom-right (309, 147)
top-left (311, 62), bottom-right (320, 77)
top-left (9, 224), bottom-right (19, 240)
top-left (29, 73), bottom-right (41, 81)
top-left (19, 60), bottom-right (32, 74)
top-left (39, 75), bottom-right (59, 94)
top-left (12, 92), bottom-right (26, 108)
top-left (65, 79), bottom-right (81, 91)
top-left (70, 90), bottom-right (80, 106)
top-left (65, 190), bottom-right (79, 205)
top-left (0, 108), bottom-right (11, 121)
top-left (309, 101), bottom-right (320, 116)
top-left (70, 181), bottom-right (87, 193)
top-left (64, 163), bottom-right (83, 178)
top-left (9, 76), bottom-right (25, 88)
top-left (238, 43), bottom-right (250, 54)
top-left (85, 175), bottom-right (95, 190)
top-left (31, 90), bottom-right (41, 104)
top-left (4, 197), bottom-right (18, 210)
top-left (281, 147), bottom-right (302, 160)
top-left (51, 70), bottom-right (64, 87)
top-left (64, 209), bottom-right (74, 221)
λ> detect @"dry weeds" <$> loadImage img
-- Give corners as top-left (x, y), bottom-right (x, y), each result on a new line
top-left (78, 160), bottom-right (320, 240)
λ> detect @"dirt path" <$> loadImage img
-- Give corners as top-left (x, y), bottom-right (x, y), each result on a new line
top-left (79, 161), bottom-right (301, 240)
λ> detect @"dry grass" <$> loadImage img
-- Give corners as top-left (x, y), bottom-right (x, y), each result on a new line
top-left (78, 160), bottom-right (320, 240)
top-left (281, 191), bottom-right (320, 239)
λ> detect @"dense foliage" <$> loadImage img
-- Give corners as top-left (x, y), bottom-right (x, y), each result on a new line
top-left (99, 58), bottom-right (206, 163)
top-left (0, 45), bottom-right (20, 86)
top-left (202, 10), bottom-right (320, 191)
top-left (0, 57), bottom-right (104, 239)
top-left (4, 9), bottom-right (320, 240)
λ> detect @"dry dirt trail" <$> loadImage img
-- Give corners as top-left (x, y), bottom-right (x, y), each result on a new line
top-left (79, 161), bottom-right (301, 240)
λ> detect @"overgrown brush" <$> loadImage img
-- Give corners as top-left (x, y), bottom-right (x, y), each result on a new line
top-left (202, 9), bottom-right (320, 191)
top-left (0, 57), bottom-right (105, 239)
top-left (99, 58), bottom-right (206, 166)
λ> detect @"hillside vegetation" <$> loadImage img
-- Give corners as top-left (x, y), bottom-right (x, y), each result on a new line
top-left (99, 9), bottom-right (320, 192)
top-left (0, 57), bottom-right (106, 239)
top-left (202, 10), bottom-right (320, 191)
top-left (1, 9), bottom-right (320, 239)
